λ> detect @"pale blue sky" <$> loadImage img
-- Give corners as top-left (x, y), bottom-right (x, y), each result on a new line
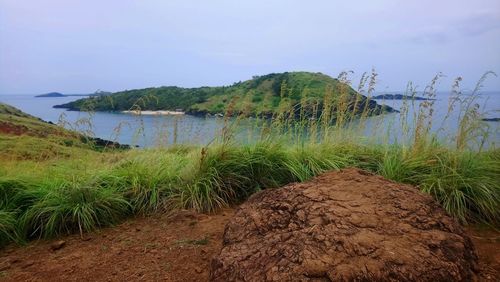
top-left (1, 0), bottom-right (499, 94)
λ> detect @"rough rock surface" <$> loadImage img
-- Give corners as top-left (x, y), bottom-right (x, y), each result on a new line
top-left (211, 168), bottom-right (478, 281)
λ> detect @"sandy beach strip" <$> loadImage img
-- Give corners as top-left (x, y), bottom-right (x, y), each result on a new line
top-left (121, 110), bottom-right (185, 116)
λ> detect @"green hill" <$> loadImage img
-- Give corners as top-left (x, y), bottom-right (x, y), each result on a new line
top-left (54, 72), bottom-right (395, 117)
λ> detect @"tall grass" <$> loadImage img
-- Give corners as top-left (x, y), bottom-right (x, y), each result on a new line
top-left (174, 142), bottom-right (295, 212)
top-left (20, 179), bottom-right (130, 238)
top-left (0, 71), bottom-right (498, 247)
top-left (417, 150), bottom-right (499, 223)
top-left (99, 151), bottom-right (186, 214)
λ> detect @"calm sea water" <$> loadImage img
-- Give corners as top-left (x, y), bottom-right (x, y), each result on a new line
top-left (363, 91), bottom-right (500, 148)
top-left (0, 92), bottom-right (499, 148)
top-left (0, 95), bottom-right (234, 147)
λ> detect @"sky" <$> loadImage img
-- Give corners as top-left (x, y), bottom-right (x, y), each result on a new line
top-left (1, 0), bottom-right (500, 94)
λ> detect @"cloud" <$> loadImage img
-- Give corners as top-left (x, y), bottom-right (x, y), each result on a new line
top-left (407, 12), bottom-right (500, 45)
top-left (410, 31), bottom-right (450, 45)
top-left (455, 13), bottom-right (500, 37)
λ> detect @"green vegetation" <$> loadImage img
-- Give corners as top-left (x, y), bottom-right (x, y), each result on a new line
top-left (0, 72), bottom-right (498, 248)
top-left (0, 102), bottom-right (129, 161)
top-left (54, 72), bottom-right (395, 117)
top-left (20, 179), bottom-right (130, 238)
top-left (0, 103), bottom-right (97, 160)
top-left (1, 141), bottom-right (497, 246)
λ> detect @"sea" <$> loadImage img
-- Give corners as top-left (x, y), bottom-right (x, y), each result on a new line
top-left (1, 92), bottom-right (499, 149)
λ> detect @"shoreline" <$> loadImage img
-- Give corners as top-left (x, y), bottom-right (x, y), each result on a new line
top-left (121, 110), bottom-right (185, 116)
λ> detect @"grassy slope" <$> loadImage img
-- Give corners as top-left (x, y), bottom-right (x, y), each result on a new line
top-left (0, 103), bottom-right (127, 160)
top-left (54, 72), bottom-right (393, 116)
top-left (0, 103), bottom-right (129, 188)
top-left (0, 103), bottom-right (128, 245)
top-left (0, 103), bottom-right (93, 160)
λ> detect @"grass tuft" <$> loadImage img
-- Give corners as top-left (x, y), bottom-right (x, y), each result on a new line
top-left (99, 151), bottom-right (186, 214)
top-left (417, 150), bottom-right (500, 224)
top-left (20, 179), bottom-right (130, 238)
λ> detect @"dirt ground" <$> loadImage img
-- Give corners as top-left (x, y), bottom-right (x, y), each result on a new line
top-left (0, 210), bottom-right (234, 282)
top-left (0, 121), bottom-right (28, 136)
top-left (467, 226), bottom-right (500, 281)
top-left (0, 209), bottom-right (498, 281)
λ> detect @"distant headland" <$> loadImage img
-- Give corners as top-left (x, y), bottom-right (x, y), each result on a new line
top-left (371, 94), bottom-right (435, 101)
top-left (482, 117), bottom-right (500, 122)
top-left (35, 92), bottom-right (66, 97)
top-left (35, 91), bottom-right (112, 98)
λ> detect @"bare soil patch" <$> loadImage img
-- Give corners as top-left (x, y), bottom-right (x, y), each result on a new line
top-left (0, 122), bottom-right (28, 136)
top-left (0, 209), bottom-right (234, 282)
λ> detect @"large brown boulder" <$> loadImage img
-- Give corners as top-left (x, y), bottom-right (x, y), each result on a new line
top-left (211, 168), bottom-right (478, 281)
